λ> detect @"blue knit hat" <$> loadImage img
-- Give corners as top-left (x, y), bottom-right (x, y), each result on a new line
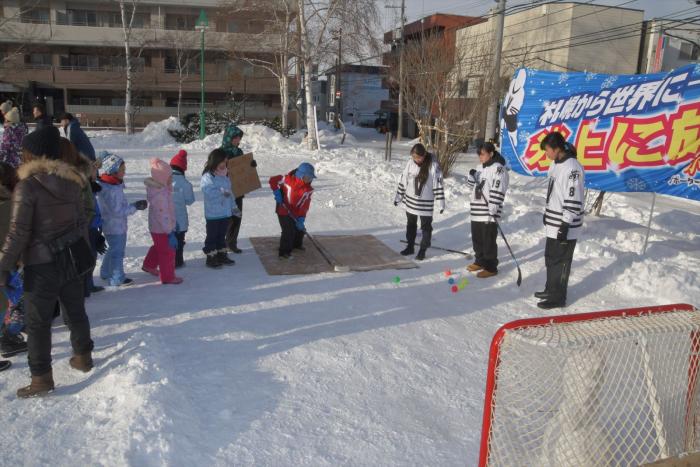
top-left (296, 162), bottom-right (316, 180)
top-left (101, 152), bottom-right (125, 175)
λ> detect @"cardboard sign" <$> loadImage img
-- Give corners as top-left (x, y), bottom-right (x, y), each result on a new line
top-left (227, 153), bottom-right (261, 198)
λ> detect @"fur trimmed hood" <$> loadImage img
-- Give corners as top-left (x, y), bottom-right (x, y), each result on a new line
top-left (18, 158), bottom-right (87, 187)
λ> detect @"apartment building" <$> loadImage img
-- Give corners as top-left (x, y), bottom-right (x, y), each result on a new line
top-left (641, 19), bottom-right (700, 73)
top-left (0, 0), bottom-right (291, 127)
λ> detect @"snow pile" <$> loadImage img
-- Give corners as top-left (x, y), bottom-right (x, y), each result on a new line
top-left (88, 117), bottom-right (182, 150)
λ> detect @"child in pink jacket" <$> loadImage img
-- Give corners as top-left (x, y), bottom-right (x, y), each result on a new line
top-left (142, 158), bottom-right (183, 284)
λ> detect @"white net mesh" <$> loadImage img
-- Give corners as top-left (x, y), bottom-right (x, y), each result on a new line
top-left (484, 309), bottom-right (700, 467)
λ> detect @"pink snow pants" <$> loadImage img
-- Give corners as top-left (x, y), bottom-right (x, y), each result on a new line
top-left (143, 233), bottom-right (176, 283)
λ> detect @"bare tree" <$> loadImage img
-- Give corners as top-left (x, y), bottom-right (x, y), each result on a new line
top-left (220, 0), bottom-right (296, 133)
top-left (161, 30), bottom-right (200, 119)
top-left (0, 1), bottom-right (44, 81)
top-left (296, 0), bottom-right (381, 150)
top-left (118, 0), bottom-right (144, 134)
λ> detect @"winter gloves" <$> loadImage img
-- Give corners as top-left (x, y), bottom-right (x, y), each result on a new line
top-left (168, 232), bottom-right (178, 250)
top-left (295, 217), bottom-right (306, 232)
top-left (96, 233), bottom-right (107, 255)
top-left (469, 169), bottom-right (477, 177)
top-left (132, 200), bottom-right (148, 210)
top-left (557, 222), bottom-right (569, 241)
top-left (273, 189), bottom-right (283, 205)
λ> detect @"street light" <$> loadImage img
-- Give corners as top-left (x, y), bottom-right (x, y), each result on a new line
top-left (195, 9), bottom-right (209, 140)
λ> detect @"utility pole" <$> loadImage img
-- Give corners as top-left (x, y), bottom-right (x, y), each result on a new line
top-left (484, 0), bottom-right (505, 142)
top-left (195, 9), bottom-right (209, 140)
top-left (385, 0), bottom-right (405, 141)
top-left (338, 28), bottom-right (342, 122)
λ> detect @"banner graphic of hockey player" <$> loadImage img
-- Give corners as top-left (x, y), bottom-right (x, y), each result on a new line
top-left (499, 64), bottom-right (700, 202)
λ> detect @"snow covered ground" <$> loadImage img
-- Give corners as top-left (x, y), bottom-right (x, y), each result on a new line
top-left (1, 122), bottom-right (698, 466)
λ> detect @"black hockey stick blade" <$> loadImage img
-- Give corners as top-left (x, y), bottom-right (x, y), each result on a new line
top-left (400, 240), bottom-right (473, 258)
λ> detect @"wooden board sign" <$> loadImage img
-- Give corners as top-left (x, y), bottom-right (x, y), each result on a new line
top-left (227, 153), bottom-right (261, 197)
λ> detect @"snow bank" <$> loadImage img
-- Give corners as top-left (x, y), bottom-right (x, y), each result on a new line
top-left (88, 117), bottom-right (182, 150)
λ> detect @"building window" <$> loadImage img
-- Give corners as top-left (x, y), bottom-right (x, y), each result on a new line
top-left (165, 14), bottom-right (198, 31)
top-left (20, 7), bottom-right (50, 24)
top-left (679, 41), bottom-right (699, 61)
top-left (165, 55), bottom-right (200, 74)
top-left (59, 9), bottom-right (149, 28)
top-left (25, 53), bottom-right (53, 69)
top-left (79, 97), bottom-right (101, 106)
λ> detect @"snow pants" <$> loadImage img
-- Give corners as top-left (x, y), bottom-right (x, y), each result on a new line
top-left (204, 218), bottom-right (231, 254)
top-left (471, 221), bottom-right (499, 273)
top-left (174, 231), bottom-right (187, 267)
top-left (405, 212), bottom-right (432, 251)
top-left (24, 262), bottom-right (93, 376)
top-left (544, 237), bottom-right (577, 303)
top-left (226, 196), bottom-right (244, 250)
top-left (143, 233), bottom-right (176, 283)
top-left (278, 214), bottom-right (305, 256)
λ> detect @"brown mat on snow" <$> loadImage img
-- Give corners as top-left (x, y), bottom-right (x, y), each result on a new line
top-left (250, 234), bottom-right (418, 275)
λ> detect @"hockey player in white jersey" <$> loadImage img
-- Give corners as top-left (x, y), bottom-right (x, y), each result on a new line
top-left (535, 132), bottom-right (585, 309)
top-left (394, 144), bottom-right (445, 261)
top-left (466, 142), bottom-right (509, 278)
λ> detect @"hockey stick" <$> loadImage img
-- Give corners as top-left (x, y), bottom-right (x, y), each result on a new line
top-left (281, 201), bottom-right (350, 273)
top-left (400, 240), bottom-right (472, 258)
top-left (482, 191), bottom-right (522, 287)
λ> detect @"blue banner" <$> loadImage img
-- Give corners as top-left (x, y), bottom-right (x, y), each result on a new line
top-left (499, 64), bottom-right (700, 201)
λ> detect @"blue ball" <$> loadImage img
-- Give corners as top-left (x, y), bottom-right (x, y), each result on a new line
top-left (448, 278), bottom-right (455, 284)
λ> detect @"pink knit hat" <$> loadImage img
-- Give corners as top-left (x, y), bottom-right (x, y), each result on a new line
top-left (150, 158), bottom-right (172, 185)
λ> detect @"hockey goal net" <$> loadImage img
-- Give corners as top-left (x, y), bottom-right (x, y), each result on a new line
top-left (479, 304), bottom-right (700, 467)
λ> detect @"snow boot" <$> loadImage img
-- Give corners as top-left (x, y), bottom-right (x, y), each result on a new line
top-left (0, 360), bottom-right (10, 372)
top-left (1, 332), bottom-right (28, 358)
top-left (69, 352), bottom-right (93, 373)
top-left (534, 290), bottom-right (549, 299)
top-left (206, 253), bottom-right (222, 269)
top-left (537, 299), bottom-right (566, 310)
top-left (400, 245), bottom-right (415, 256)
top-left (17, 370), bottom-right (55, 398)
top-left (476, 270), bottom-right (497, 279)
top-left (415, 248), bottom-right (427, 261)
top-left (467, 263), bottom-right (483, 272)
top-left (217, 250), bottom-right (235, 266)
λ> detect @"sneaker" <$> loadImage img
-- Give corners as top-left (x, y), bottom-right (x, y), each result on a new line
top-left (205, 253), bottom-right (222, 269)
top-left (476, 270), bottom-right (497, 278)
top-left (142, 266), bottom-right (159, 276)
top-left (415, 249), bottom-right (427, 261)
top-left (0, 360), bottom-right (10, 372)
top-left (217, 251), bottom-right (235, 266)
top-left (163, 277), bottom-right (184, 285)
top-left (400, 246), bottom-right (415, 256)
top-left (467, 263), bottom-right (483, 272)
top-left (1, 333), bottom-right (28, 358)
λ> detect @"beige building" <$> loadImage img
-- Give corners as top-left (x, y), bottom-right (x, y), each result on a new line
top-left (0, 0), bottom-right (292, 127)
top-left (455, 2), bottom-right (645, 97)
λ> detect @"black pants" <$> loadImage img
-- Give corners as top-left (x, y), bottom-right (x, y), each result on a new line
top-left (24, 262), bottom-right (93, 376)
top-left (278, 214), bottom-right (305, 256)
top-left (544, 237), bottom-right (577, 303)
top-left (204, 218), bottom-right (230, 254)
top-left (226, 196), bottom-right (244, 250)
top-left (405, 212), bottom-right (433, 251)
top-left (175, 231), bottom-right (187, 267)
top-left (471, 221), bottom-right (499, 273)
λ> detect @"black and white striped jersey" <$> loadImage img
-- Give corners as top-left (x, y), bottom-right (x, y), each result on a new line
top-left (467, 160), bottom-right (509, 223)
top-left (544, 154), bottom-right (585, 240)
top-left (394, 158), bottom-right (446, 216)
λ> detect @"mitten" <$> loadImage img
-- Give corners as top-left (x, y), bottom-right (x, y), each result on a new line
top-left (273, 189), bottom-right (283, 204)
top-left (295, 216), bottom-right (306, 232)
top-left (557, 223), bottom-right (569, 241)
top-left (96, 232), bottom-right (107, 255)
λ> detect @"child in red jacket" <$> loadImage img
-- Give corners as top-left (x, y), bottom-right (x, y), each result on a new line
top-left (269, 162), bottom-right (315, 259)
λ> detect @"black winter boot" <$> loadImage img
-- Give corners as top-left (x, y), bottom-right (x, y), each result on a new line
top-left (1, 332), bottom-right (28, 358)
top-left (400, 245), bottom-right (415, 256)
top-left (205, 253), bottom-right (222, 269)
top-left (415, 248), bottom-right (427, 261)
top-left (217, 250), bottom-right (235, 266)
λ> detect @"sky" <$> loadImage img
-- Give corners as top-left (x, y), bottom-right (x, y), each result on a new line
top-left (384, 0), bottom-right (699, 27)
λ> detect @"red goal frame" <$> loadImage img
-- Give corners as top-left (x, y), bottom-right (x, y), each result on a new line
top-left (478, 303), bottom-right (698, 467)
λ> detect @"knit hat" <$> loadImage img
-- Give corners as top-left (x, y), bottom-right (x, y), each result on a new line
top-left (170, 149), bottom-right (188, 172)
top-left (0, 101), bottom-right (12, 115)
top-left (150, 158), bottom-right (172, 185)
top-left (101, 152), bottom-right (125, 175)
top-left (296, 162), bottom-right (316, 180)
top-left (4, 107), bottom-right (20, 124)
top-left (21, 126), bottom-right (61, 160)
